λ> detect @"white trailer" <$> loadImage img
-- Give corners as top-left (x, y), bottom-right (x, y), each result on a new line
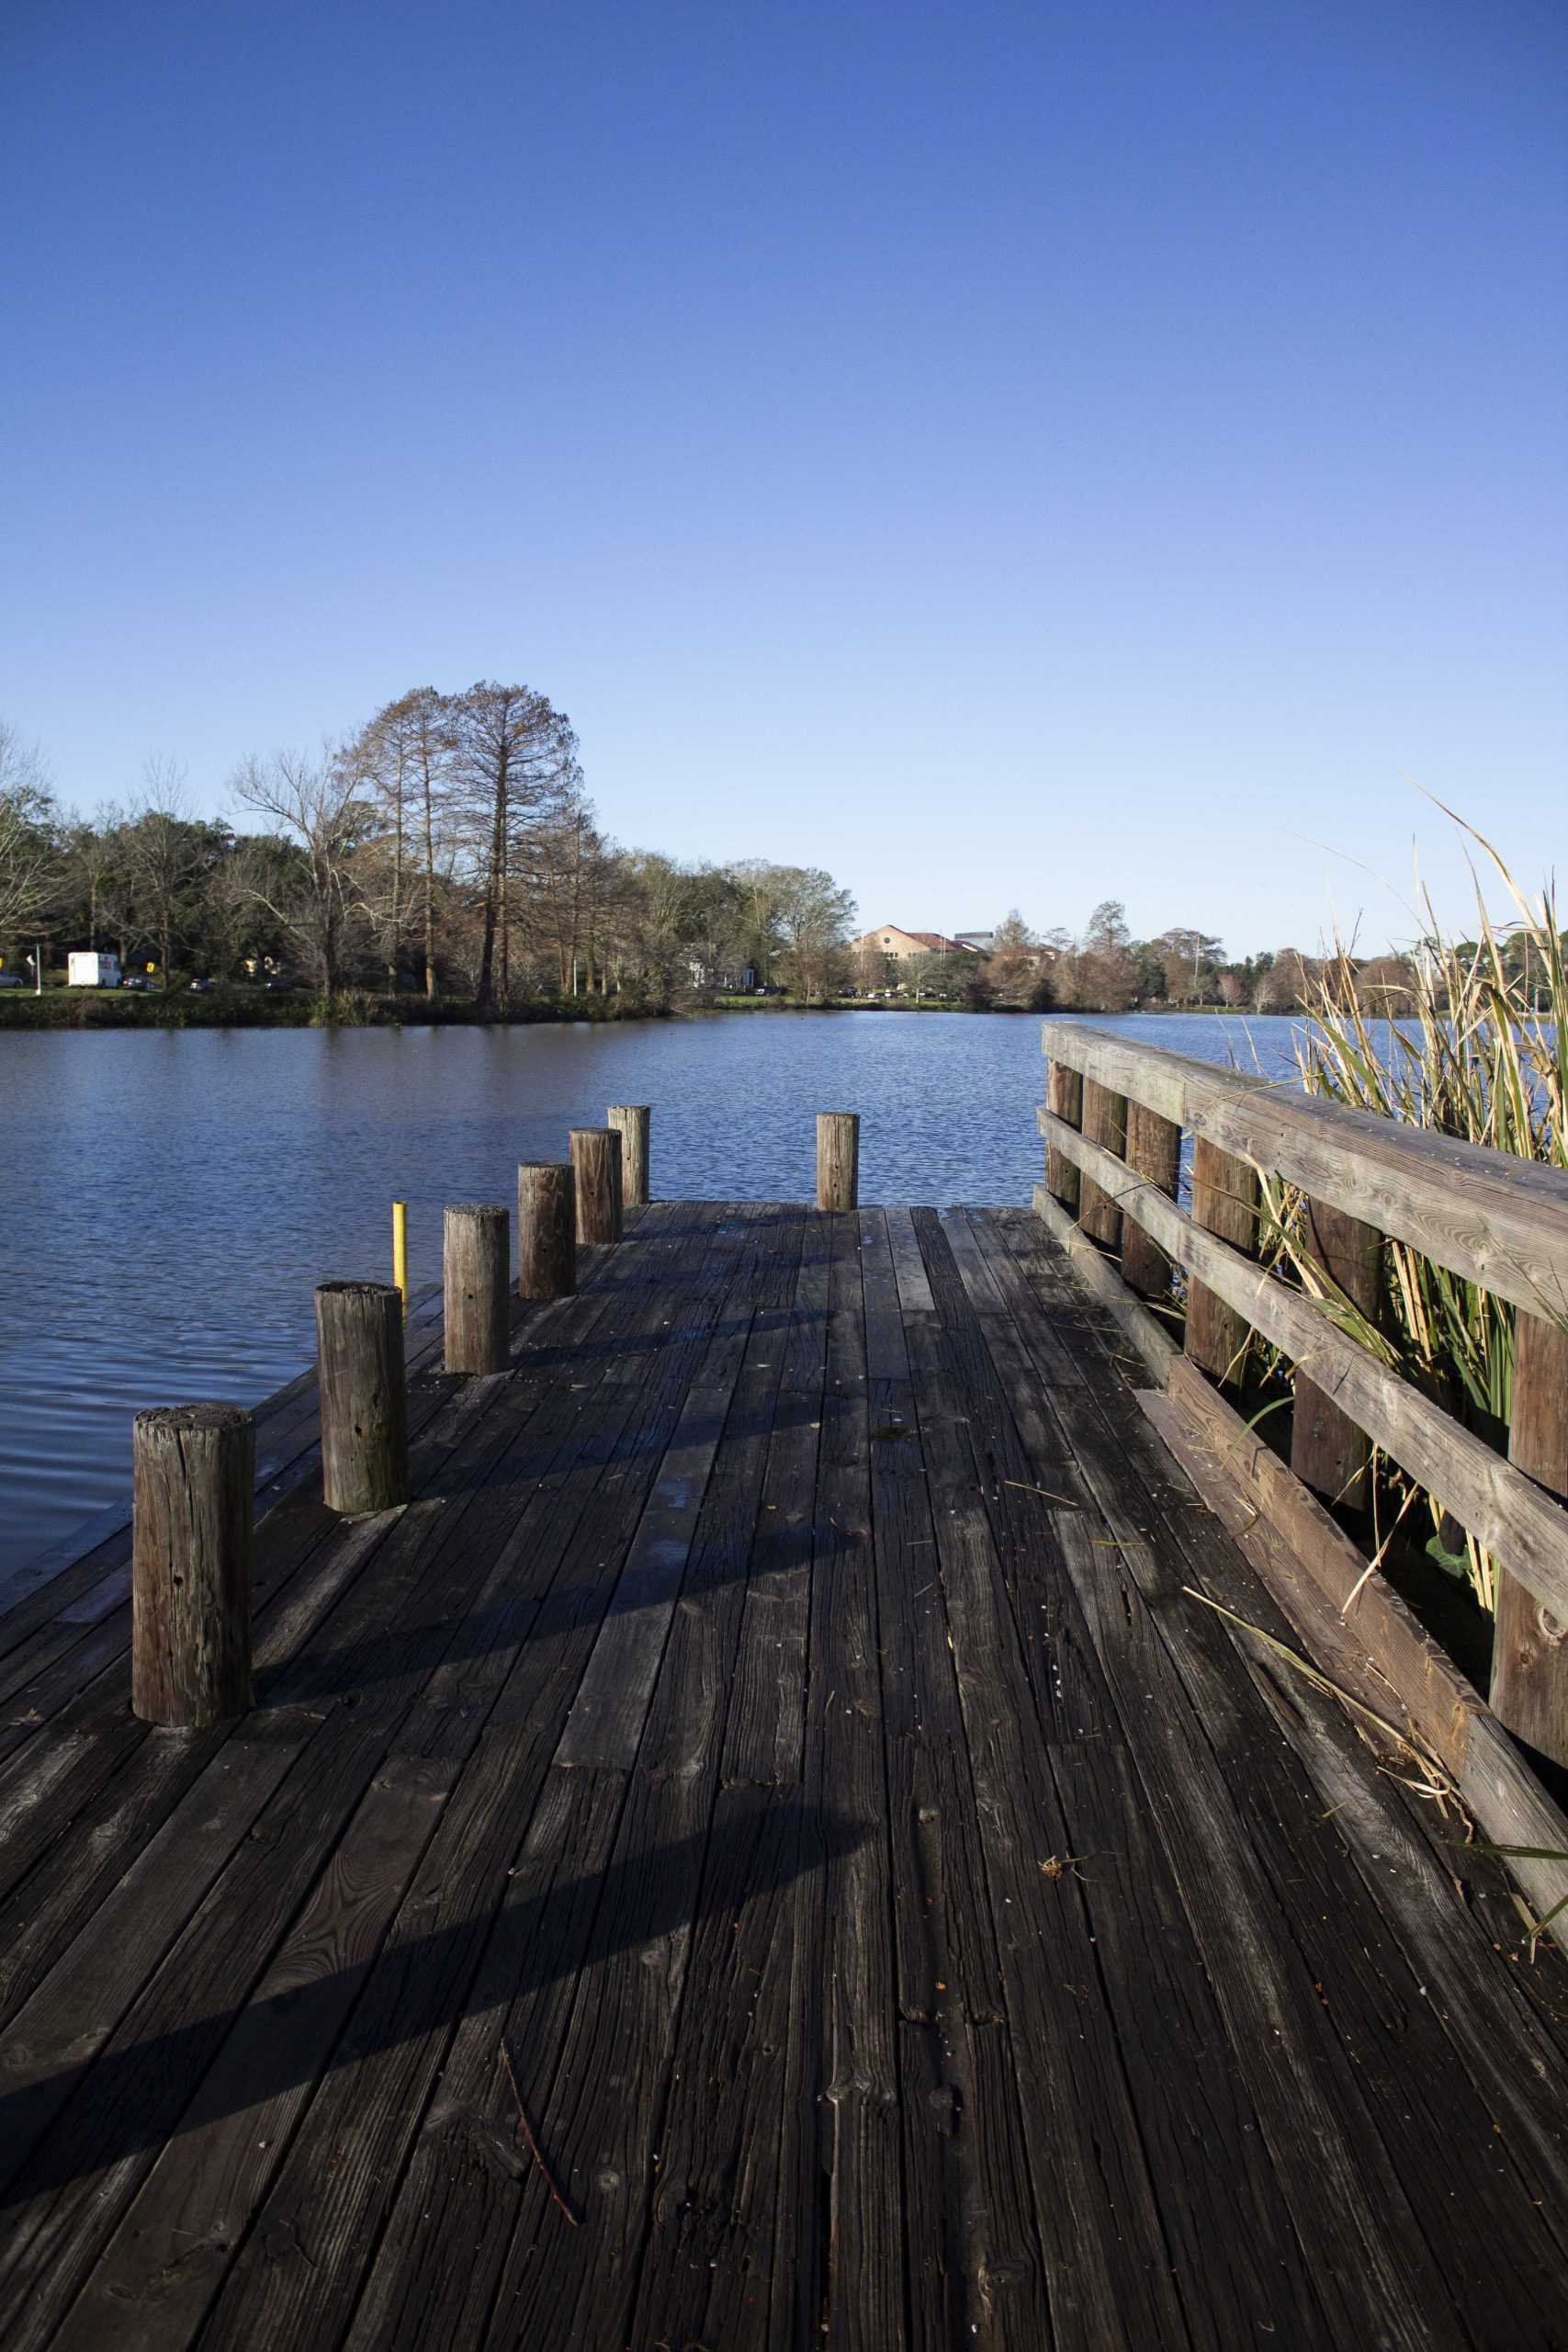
top-left (67, 952), bottom-right (121, 988)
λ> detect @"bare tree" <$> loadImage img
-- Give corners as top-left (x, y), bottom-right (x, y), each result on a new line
top-left (770, 865), bottom-right (856, 1000)
top-left (61, 802), bottom-right (127, 951)
top-left (122, 759), bottom-right (205, 988)
top-left (346, 687), bottom-right (459, 995)
top-left (454, 683), bottom-right (577, 1009)
top-left (0, 719), bottom-right (61, 942)
top-left (230, 749), bottom-right (371, 994)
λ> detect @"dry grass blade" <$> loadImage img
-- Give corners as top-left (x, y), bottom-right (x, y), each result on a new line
top-left (1179, 1584), bottom-right (1456, 1798)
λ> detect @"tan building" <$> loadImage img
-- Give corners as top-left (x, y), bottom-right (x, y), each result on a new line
top-left (848, 924), bottom-right (973, 962)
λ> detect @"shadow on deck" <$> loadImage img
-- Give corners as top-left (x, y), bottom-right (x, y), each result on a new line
top-left (1, 1199), bottom-right (1567, 2350)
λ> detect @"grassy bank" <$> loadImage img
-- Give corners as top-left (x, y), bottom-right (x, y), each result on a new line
top-left (0, 988), bottom-right (670, 1032)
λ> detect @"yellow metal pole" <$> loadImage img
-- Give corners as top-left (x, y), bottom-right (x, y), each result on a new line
top-left (392, 1199), bottom-right (408, 1313)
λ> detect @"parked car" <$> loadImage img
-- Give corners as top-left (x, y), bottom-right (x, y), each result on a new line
top-left (188, 978), bottom-right (216, 994)
top-left (264, 977), bottom-right (297, 992)
top-left (0, 973), bottom-right (24, 989)
top-left (122, 975), bottom-right (157, 992)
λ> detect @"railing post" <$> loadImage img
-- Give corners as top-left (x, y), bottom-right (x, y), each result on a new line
top-left (1121, 1102), bottom-right (1182, 1302)
top-left (315, 1280), bottom-right (411, 1514)
top-left (1290, 1197), bottom-right (1382, 1511)
top-left (1077, 1079), bottom-right (1127, 1248)
top-left (1490, 1309), bottom-right (1568, 1765)
top-left (607, 1105), bottom-right (650, 1208)
top-left (1183, 1138), bottom-right (1259, 1393)
top-left (570, 1127), bottom-right (624, 1245)
top-left (131, 1404), bottom-right (254, 1727)
top-left (1044, 1060), bottom-right (1082, 1215)
top-left (518, 1162), bottom-right (576, 1298)
top-left (444, 1204), bottom-right (510, 1374)
top-left (817, 1112), bottom-right (859, 1211)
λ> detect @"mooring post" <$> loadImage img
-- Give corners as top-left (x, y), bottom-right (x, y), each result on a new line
top-left (315, 1279), bottom-right (411, 1513)
top-left (607, 1104), bottom-right (650, 1208)
top-left (444, 1203), bottom-right (511, 1374)
top-left (517, 1162), bottom-right (577, 1297)
top-left (570, 1127), bottom-right (624, 1245)
top-left (817, 1112), bottom-right (860, 1212)
top-left (131, 1403), bottom-right (254, 1727)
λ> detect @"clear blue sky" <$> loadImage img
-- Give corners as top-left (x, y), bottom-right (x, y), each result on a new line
top-left (3, 0), bottom-right (1563, 956)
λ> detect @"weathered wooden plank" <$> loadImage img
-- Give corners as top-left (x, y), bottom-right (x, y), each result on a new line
top-left (1011, 1197), bottom-right (1568, 1973)
top-left (854, 1214), bottom-right (1051, 2350)
top-left (0, 1221), bottom-right (709, 2320)
top-left (1040, 1108), bottom-right (1568, 1622)
top-left (1138, 1385), bottom-right (1568, 2224)
top-left (323, 1227), bottom-right (771, 2346)
top-left (722, 1208), bottom-right (832, 1792)
top-left (336, 1762), bottom-right (630, 2352)
top-left (898, 1300), bottom-right (1192, 2349)
top-left (795, 1210), bottom-right (905, 2352)
top-left (884, 1204), bottom-right (937, 1316)
top-left (924, 1213), bottom-right (1340, 2345)
top-left (1026, 1350), bottom-right (1567, 2344)
top-left (1043, 1019), bottom-right (1568, 1318)
top-left (0, 1705), bottom-right (329, 2205)
top-left (47, 1753), bottom-right (453, 2352)
top-left (182, 1204), bottom-right (773, 2344)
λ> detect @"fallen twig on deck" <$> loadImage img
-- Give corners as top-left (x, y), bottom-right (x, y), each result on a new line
top-left (499, 2041), bottom-right (581, 2225)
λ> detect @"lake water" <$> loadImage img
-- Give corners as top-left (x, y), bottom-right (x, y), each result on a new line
top-left (0, 1009), bottom-right (1311, 1579)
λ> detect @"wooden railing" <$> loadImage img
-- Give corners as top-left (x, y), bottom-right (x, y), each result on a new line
top-left (1036, 1020), bottom-right (1568, 1929)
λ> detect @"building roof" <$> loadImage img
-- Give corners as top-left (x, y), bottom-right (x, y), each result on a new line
top-left (850, 924), bottom-right (975, 956)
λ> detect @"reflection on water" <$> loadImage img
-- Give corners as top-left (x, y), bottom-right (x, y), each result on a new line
top-left (0, 1010), bottom-right (1308, 1577)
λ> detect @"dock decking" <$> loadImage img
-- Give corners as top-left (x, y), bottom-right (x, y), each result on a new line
top-left (3, 1199), bottom-right (1568, 2349)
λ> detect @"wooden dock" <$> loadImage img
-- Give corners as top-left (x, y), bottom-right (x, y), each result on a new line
top-left (5, 1193), bottom-right (1568, 2348)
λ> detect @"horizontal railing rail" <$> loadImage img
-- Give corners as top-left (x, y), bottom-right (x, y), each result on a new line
top-left (1040, 1021), bottom-right (1568, 1321)
top-left (1036, 1020), bottom-right (1568, 1821)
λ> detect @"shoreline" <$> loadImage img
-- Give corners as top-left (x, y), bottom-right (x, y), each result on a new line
top-left (0, 991), bottom-right (1294, 1033)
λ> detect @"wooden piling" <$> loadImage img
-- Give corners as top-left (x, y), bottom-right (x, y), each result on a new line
top-left (817, 1112), bottom-right (859, 1211)
top-left (315, 1280), bottom-right (410, 1514)
top-left (131, 1403), bottom-right (254, 1727)
top-left (1490, 1309), bottom-right (1568, 1766)
top-left (1121, 1102), bottom-right (1181, 1302)
top-left (1290, 1197), bottom-right (1382, 1511)
top-left (1183, 1138), bottom-right (1259, 1393)
top-left (444, 1203), bottom-right (511, 1374)
top-left (1077, 1079), bottom-right (1128, 1248)
top-left (1044, 1060), bottom-right (1083, 1215)
top-left (518, 1161), bottom-right (576, 1298)
top-left (608, 1105), bottom-right (650, 1208)
top-left (570, 1127), bottom-right (624, 1246)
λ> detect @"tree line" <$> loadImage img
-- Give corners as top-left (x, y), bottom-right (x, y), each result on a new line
top-left (3, 704), bottom-right (1473, 1017)
top-left (0, 695), bottom-right (856, 1007)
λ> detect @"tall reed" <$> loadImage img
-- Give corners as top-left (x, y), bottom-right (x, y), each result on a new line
top-left (1272, 816), bottom-right (1566, 1611)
